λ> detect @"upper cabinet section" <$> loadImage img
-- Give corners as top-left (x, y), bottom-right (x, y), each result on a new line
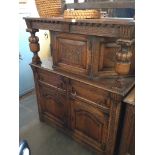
top-left (24, 17), bottom-right (134, 78)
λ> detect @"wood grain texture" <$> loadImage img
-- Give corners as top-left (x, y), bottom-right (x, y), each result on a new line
top-left (24, 17), bottom-right (135, 26)
top-left (25, 13), bottom-right (135, 155)
top-left (118, 88), bottom-right (135, 155)
top-left (31, 59), bottom-right (135, 96)
top-left (24, 17), bottom-right (134, 77)
top-left (30, 63), bottom-right (134, 155)
top-left (123, 87), bottom-right (135, 105)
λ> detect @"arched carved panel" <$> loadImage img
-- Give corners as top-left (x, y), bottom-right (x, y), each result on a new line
top-left (74, 109), bottom-right (103, 142)
top-left (71, 100), bottom-right (109, 151)
top-left (39, 82), bottom-right (67, 126)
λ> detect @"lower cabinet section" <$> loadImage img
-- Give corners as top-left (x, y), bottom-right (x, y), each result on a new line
top-left (32, 67), bottom-right (125, 155)
top-left (70, 99), bottom-right (109, 152)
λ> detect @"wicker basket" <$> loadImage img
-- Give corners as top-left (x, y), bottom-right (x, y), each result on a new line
top-left (35, 0), bottom-right (62, 17)
top-left (64, 10), bottom-right (101, 19)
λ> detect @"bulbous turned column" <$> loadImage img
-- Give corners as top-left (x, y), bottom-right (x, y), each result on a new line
top-left (115, 39), bottom-right (134, 75)
top-left (26, 28), bottom-right (41, 65)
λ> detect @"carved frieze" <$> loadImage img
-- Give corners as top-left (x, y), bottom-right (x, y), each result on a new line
top-left (70, 24), bottom-right (119, 37)
top-left (24, 17), bottom-right (134, 38)
top-left (31, 22), bottom-right (62, 32)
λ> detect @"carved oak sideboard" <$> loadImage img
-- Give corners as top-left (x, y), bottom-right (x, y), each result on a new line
top-left (24, 17), bottom-right (135, 155)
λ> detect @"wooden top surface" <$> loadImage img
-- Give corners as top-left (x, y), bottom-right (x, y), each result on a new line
top-left (123, 87), bottom-right (135, 105)
top-left (24, 17), bottom-right (135, 26)
top-left (31, 57), bottom-right (135, 97)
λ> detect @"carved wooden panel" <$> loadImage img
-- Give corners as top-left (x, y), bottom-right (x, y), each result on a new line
top-left (39, 82), bottom-right (67, 127)
top-left (57, 39), bottom-right (86, 68)
top-left (99, 42), bottom-right (119, 72)
top-left (71, 99), bottom-right (109, 152)
top-left (52, 33), bottom-right (90, 75)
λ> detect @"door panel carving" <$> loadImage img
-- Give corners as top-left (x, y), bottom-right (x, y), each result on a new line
top-left (39, 82), bottom-right (67, 126)
top-left (52, 33), bottom-right (90, 75)
top-left (71, 100), bottom-right (109, 151)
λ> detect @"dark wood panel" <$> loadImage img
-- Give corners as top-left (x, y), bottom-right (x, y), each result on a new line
top-left (119, 103), bottom-right (135, 155)
top-left (36, 67), bottom-right (66, 91)
top-left (99, 42), bottom-right (119, 71)
top-left (52, 32), bottom-right (90, 76)
top-left (70, 79), bottom-right (111, 110)
top-left (71, 99), bottom-right (109, 152)
top-left (38, 82), bottom-right (68, 127)
top-left (118, 88), bottom-right (135, 155)
top-left (65, 1), bottom-right (135, 9)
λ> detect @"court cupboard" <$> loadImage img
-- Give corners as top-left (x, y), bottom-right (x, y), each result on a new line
top-left (24, 2), bottom-right (135, 155)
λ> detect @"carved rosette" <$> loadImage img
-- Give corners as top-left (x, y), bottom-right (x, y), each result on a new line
top-left (26, 28), bottom-right (41, 65)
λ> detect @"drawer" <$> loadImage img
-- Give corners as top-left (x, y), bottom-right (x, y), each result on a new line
top-left (36, 68), bottom-right (66, 90)
top-left (70, 80), bottom-right (111, 109)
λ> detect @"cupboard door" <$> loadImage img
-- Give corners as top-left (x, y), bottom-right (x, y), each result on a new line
top-left (71, 99), bottom-right (109, 152)
top-left (39, 82), bottom-right (68, 127)
top-left (52, 32), bottom-right (90, 76)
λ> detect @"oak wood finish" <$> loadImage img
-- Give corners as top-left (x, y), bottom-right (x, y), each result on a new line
top-left (24, 15), bottom-right (135, 155)
top-left (29, 59), bottom-right (134, 155)
top-left (118, 88), bottom-right (135, 155)
top-left (24, 17), bottom-right (135, 78)
top-left (26, 28), bottom-right (41, 65)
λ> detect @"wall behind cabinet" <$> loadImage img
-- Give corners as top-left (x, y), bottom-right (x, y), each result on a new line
top-left (19, 0), bottom-right (51, 96)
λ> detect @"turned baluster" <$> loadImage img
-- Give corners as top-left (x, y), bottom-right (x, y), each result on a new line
top-left (112, 39), bottom-right (134, 89)
top-left (26, 28), bottom-right (41, 65)
top-left (115, 39), bottom-right (134, 75)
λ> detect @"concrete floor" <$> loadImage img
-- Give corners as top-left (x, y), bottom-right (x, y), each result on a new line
top-left (19, 91), bottom-right (96, 155)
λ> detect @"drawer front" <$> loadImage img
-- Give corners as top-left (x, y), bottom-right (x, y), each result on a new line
top-left (36, 68), bottom-right (66, 90)
top-left (70, 80), bottom-right (111, 109)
